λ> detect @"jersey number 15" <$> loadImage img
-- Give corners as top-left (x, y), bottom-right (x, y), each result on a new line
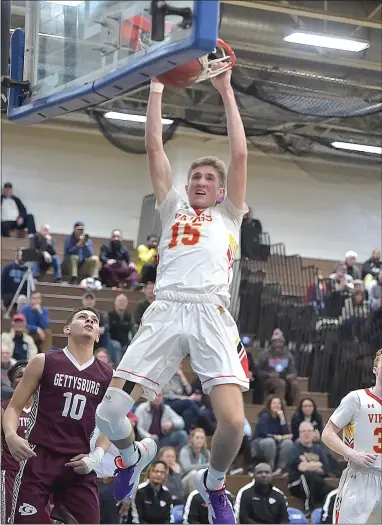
top-left (168, 223), bottom-right (201, 249)
top-left (62, 392), bottom-right (87, 420)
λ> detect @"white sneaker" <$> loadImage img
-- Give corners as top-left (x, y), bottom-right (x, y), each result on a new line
top-left (195, 468), bottom-right (236, 524)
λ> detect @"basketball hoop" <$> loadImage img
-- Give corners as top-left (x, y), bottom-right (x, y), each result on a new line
top-left (196, 39), bottom-right (236, 83)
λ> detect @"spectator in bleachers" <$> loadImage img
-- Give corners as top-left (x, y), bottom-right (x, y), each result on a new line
top-left (240, 207), bottom-right (263, 260)
top-left (31, 224), bottom-right (62, 282)
top-left (1, 344), bottom-right (16, 400)
top-left (179, 428), bottom-right (211, 496)
top-left (258, 329), bottom-right (299, 405)
top-left (305, 271), bottom-right (326, 314)
top-left (99, 230), bottom-right (139, 289)
top-left (288, 421), bottom-right (332, 515)
top-left (1, 250), bottom-right (29, 309)
top-left (1, 313), bottom-right (38, 361)
top-left (343, 250), bottom-right (361, 280)
top-left (130, 461), bottom-right (172, 524)
top-left (325, 264), bottom-right (353, 318)
top-left (21, 290), bottom-right (52, 353)
top-left (108, 294), bottom-right (133, 354)
top-left (369, 269), bottom-right (382, 311)
top-left (183, 489), bottom-right (234, 524)
top-left (234, 463), bottom-right (289, 524)
top-left (158, 446), bottom-right (185, 506)
top-left (340, 289), bottom-right (370, 321)
top-left (135, 392), bottom-right (188, 451)
top-left (1, 182), bottom-right (36, 237)
top-left (163, 365), bottom-right (203, 432)
top-left (16, 295), bottom-right (27, 313)
top-left (62, 221), bottom-right (101, 284)
top-left (362, 248), bottom-right (381, 288)
top-left (291, 398), bottom-right (323, 442)
top-left (190, 376), bottom-right (217, 436)
top-left (253, 395), bottom-right (294, 475)
top-left (134, 281), bottom-right (155, 329)
top-left (94, 348), bottom-right (113, 368)
top-left (137, 234), bottom-right (158, 281)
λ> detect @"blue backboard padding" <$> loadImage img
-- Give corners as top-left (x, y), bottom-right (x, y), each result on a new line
top-left (7, 0), bottom-right (219, 125)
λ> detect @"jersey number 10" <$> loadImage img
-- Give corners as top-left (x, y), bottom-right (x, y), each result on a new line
top-left (62, 392), bottom-right (87, 420)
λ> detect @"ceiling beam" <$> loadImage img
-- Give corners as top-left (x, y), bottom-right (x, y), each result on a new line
top-left (221, 0), bottom-right (382, 28)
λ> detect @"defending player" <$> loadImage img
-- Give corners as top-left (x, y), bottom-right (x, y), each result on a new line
top-left (96, 65), bottom-right (248, 524)
top-left (322, 349), bottom-right (382, 524)
top-left (3, 307), bottom-right (113, 524)
top-left (1, 360), bottom-right (31, 524)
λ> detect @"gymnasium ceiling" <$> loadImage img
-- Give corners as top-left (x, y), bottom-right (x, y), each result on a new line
top-left (9, 0), bottom-right (382, 164)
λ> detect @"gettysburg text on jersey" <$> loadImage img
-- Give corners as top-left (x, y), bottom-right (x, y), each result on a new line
top-left (53, 373), bottom-right (101, 395)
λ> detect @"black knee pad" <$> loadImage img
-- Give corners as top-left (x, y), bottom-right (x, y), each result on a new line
top-left (123, 380), bottom-right (136, 395)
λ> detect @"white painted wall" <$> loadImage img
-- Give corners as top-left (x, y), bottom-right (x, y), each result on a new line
top-left (2, 121), bottom-right (381, 261)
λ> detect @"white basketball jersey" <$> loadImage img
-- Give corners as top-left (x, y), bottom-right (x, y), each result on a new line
top-left (342, 389), bottom-right (382, 472)
top-left (155, 187), bottom-right (246, 305)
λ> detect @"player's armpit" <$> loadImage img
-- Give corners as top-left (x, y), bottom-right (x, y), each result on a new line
top-left (3, 354), bottom-right (45, 437)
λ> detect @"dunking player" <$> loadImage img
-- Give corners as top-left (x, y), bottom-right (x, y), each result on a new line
top-left (1, 360), bottom-right (31, 524)
top-left (322, 349), bottom-right (382, 524)
top-left (96, 66), bottom-right (248, 524)
top-left (3, 307), bottom-right (113, 524)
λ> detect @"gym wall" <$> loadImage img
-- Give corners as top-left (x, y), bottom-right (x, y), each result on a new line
top-left (3, 122), bottom-right (381, 261)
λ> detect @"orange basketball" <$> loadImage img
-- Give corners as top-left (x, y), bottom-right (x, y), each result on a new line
top-left (157, 59), bottom-right (202, 88)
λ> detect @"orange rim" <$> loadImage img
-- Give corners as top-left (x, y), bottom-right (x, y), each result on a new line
top-left (216, 38), bottom-right (236, 69)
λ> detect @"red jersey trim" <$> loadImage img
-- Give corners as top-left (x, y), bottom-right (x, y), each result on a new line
top-left (365, 388), bottom-right (382, 405)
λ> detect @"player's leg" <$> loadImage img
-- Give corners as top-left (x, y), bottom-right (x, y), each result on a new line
top-left (191, 303), bottom-right (249, 524)
top-left (54, 472), bottom-right (99, 524)
top-left (9, 451), bottom-right (53, 524)
top-left (3, 469), bottom-right (17, 523)
top-left (366, 475), bottom-right (382, 524)
top-left (335, 468), bottom-right (378, 524)
top-left (96, 300), bottom-right (185, 500)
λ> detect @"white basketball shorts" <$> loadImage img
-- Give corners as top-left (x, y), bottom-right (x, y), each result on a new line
top-left (334, 466), bottom-right (382, 524)
top-left (114, 291), bottom-right (250, 400)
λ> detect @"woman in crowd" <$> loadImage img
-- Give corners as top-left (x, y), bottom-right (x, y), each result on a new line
top-left (130, 461), bottom-right (172, 524)
top-left (291, 397), bottom-right (323, 442)
top-left (252, 395), bottom-right (294, 475)
top-left (179, 427), bottom-right (211, 496)
top-left (94, 347), bottom-right (114, 367)
top-left (158, 446), bottom-right (185, 506)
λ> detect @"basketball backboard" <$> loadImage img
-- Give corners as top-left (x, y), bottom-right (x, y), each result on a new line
top-left (7, 0), bottom-right (219, 124)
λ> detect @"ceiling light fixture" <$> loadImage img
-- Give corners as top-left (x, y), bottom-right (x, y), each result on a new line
top-left (48, 1), bottom-right (84, 7)
top-left (104, 112), bottom-right (174, 125)
top-left (284, 32), bottom-right (369, 52)
top-left (331, 141), bottom-right (382, 155)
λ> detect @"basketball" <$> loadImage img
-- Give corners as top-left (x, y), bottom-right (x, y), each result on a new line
top-left (157, 59), bottom-right (203, 88)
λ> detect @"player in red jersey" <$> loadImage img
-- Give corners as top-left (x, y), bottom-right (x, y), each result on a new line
top-left (3, 307), bottom-right (113, 524)
top-left (1, 360), bottom-right (31, 524)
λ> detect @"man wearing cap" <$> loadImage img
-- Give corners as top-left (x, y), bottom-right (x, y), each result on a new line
top-left (62, 221), bottom-right (101, 284)
top-left (1, 314), bottom-right (38, 362)
top-left (257, 328), bottom-right (299, 405)
top-left (1, 182), bottom-right (36, 237)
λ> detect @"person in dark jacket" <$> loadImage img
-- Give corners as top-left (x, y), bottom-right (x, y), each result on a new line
top-left (130, 461), bottom-right (172, 524)
top-left (108, 294), bottom-right (133, 352)
top-left (183, 489), bottom-right (234, 524)
top-left (134, 282), bottom-right (155, 329)
top-left (288, 422), bottom-right (332, 514)
top-left (1, 182), bottom-right (36, 237)
top-left (62, 221), bottom-right (100, 284)
top-left (1, 251), bottom-right (28, 308)
top-left (362, 249), bottom-right (381, 281)
top-left (240, 207), bottom-right (263, 260)
top-left (234, 463), bottom-right (289, 524)
top-left (30, 224), bottom-right (62, 282)
top-left (253, 395), bottom-right (294, 474)
top-left (291, 398), bottom-right (323, 442)
top-left (99, 230), bottom-right (139, 288)
top-left (257, 329), bottom-right (299, 405)
top-left (21, 290), bottom-right (52, 353)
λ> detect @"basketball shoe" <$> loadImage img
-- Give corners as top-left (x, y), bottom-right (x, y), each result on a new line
top-left (114, 438), bottom-right (157, 501)
top-left (195, 468), bottom-right (236, 524)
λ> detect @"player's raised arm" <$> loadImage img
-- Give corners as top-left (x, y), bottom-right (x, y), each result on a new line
top-left (212, 66), bottom-right (247, 209)
top-left (3, 354), bottom-right (45, 461)
top-left (145, 80), bottom-right (173, 205)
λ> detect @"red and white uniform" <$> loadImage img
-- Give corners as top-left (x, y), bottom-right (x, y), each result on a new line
top-left (331, 388), bottom-right (382, 524)
top-left (115, 187), bottom-right (249, 399)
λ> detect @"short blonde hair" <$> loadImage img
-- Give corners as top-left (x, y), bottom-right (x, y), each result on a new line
top-left (188, 156), bottom-right (226, 187)
top-left (374, 349), bottom-right (382, 368)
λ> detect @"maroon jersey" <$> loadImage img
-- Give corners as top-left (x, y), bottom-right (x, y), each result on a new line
top-left (26, 348), bottom-right (112, 455)
top-left (1, 399), bottom-right (31, 471)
